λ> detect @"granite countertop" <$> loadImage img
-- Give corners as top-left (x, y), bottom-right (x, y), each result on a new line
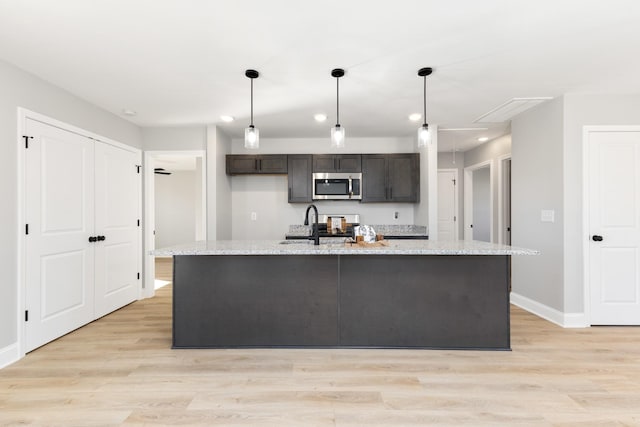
top-left (151, 239), bottom-right (538, 256)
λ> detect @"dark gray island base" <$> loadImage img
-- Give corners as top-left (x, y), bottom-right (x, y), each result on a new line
top-left (172, 254), bottom-right (511, 350)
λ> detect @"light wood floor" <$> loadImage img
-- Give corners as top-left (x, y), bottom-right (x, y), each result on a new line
top-left (1, 265), bottom-right (640, 426)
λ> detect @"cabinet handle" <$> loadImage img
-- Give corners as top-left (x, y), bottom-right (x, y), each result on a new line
top-left (255, 159), bottom-right (258, 170)
top-left (336, 158), bottom-right (340, 171)
top-left (88, 236), bottom-right (97, 243)
top-left (592, 235), bottom-right (603, 242)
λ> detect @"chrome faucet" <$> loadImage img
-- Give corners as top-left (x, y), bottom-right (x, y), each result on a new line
top-left (304, 204), bottom-right (320, 245)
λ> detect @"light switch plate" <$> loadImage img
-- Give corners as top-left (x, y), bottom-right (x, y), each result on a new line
top-left (541, 209), bottom-right (555, 223)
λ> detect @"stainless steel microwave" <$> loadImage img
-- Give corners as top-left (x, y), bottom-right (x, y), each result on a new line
top-left (312, 172), bottom-right (362, 200)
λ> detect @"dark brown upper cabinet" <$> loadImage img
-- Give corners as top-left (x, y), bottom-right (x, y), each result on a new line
top-left (361, 153), bottom-right (419, 203)
top-left (287, 155), bottom-right (313, 203)
top-left (226, 155), bottom-right (288, 175)
top-left (312, 154), bottom-right (361, 173)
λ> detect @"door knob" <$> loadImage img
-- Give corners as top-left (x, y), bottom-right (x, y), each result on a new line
top-left (592, 235), bottom-right (603, 242)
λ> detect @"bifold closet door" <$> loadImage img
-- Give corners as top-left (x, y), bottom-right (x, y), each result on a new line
top-left (94, 142), bottom-right (139, 318)
top-left (25, 119), bottom-right (96, 352)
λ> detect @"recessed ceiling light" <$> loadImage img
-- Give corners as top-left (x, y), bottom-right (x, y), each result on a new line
top-left (478, 137), bottom-right (489, 142)
top-left (408, 113), bottom-right (421, 122)
top-left (220, 115), bottom-right (235, 122)
top-left (121, 109), bottom-right (137, 116)
top-left (314, 113), bottom-right (327, 122)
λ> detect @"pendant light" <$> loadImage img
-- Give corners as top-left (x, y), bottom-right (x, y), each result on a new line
top-left (244, 69), bottom-right (259, 149)
top-left (330, 68), bottom-right (345, 148)
top-left (417, 67), bottom-right (433, 147)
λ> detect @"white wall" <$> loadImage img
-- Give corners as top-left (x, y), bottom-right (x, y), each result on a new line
top-left (155, 171), bottom-right (197, 248)
top-left (229, 137), bottom-right (420, 240)
top-left (215, 128), bottom-right (233, 240)
top-left (472, 167), bottom-right (491, 242)
top-left (511, 97), bottom-right (565, 313)
top-left (142, 126), bottom-right (206, 151)
top-left (512, 94), bottom-right (640, 322)
top-left (0, 59), bottom-right (141, 357)
top-left (563, 94), bottom-right (640, 314)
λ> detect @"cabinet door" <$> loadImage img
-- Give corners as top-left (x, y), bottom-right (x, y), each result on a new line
top-left (388, 153), bottom-right (420, 202)
top-left (312, 155), bottom-right (337, 172)
top-left (259, 155), bottom-right (288, 173)
top-left (336, 155), bottom-right (361, 172)
top-left (226, 155), bottom-right (258, 174)
top-left (288, 155), bottom-right (312, 203)
top-left (362, 155), bottom-right (388, 202)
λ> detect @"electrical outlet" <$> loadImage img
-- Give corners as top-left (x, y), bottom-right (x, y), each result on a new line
top-left (251, 212), bottom-right (257, 221)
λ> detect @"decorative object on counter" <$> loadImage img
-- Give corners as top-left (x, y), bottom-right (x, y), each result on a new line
top-left (354, 225), bottom-right (376, 243)
top-left (244, 69), bottom-right (260, 149)
top-left (327, 216), bottom-right (346, 234)
top-left (417, 67), bottom-right (433, 147)
top-left (330, 68), bottom-right (346, 148)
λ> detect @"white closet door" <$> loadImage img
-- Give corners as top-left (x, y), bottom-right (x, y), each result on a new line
top-left (25, 119), bottom-right (95, 352)
top-left (94, 142), bottom-right (139, 318)
top-left (589, 130), bottom-right (640, 324)
top-left (437, 170), bottom-right (457, 241)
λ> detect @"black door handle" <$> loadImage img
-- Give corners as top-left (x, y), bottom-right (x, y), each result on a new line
top-left (97, 235), bottom-right (106, 241)
top-left (592, 235), bottom-right (603, 242)
top-left (88, 236), bottom-right (97, 243)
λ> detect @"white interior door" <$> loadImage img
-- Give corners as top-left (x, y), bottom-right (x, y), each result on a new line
top-left (94, 142), bottom-right (140, 318)
top-left (25, 119), bottom-right (95, 352)
top-left (589, 130), bottom-right (640, 325)
top-left (437, 170), bottom-right (457, 241)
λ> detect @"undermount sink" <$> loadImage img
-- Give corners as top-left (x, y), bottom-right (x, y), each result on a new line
top-left (279, 239), bottom-right (347, 246)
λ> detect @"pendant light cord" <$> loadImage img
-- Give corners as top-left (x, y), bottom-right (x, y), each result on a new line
top-left (423, 74), bottom-right (427, 127)
top-left (336, 76), bottom-right (340, 126)
top-left (250, 77), bottom-right (254, 127)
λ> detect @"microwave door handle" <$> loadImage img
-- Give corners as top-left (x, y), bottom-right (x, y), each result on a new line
top-left (348, 177), bottom-right (353, 199)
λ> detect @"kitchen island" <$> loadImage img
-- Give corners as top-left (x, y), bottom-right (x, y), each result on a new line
top-left (153, 240), bottom-right (537, 350)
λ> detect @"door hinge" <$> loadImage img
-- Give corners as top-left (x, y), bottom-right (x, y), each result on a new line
top-left (25, 310), bottom-right (29, 322)
top-left (137, 272), bottom-right (140, 280)
top-left (25, 224), bottom-right (29, 235)
top-left (454, 216), bottom-right (457, 222)
top-left (453, 179), bottom-right (456, 185)
top-left (23, 135), bottom-right (33, 149)
top-left (136, 165), bottom-right (141, 174)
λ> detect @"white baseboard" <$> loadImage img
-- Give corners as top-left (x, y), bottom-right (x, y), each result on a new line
top-left (510, 292), bottom-right (589, 328)
top-left (0, 342), bottom-right (20, 369)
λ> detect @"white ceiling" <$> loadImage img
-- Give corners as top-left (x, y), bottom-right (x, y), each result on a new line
top-left (1, 0), bottom-right (640, 152)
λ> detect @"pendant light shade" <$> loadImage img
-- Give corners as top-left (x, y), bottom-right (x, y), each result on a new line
top-left (331, 68), bottom-right (345, 148)
top-left (244, 69), bottom-right (259, 149)
top-left (417, 67), bottom-right (433, 147)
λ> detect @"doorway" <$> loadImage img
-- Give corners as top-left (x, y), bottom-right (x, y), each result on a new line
top-left (144, 151), bottom-right (206, 296)
top-left (437, 169), bottom-right (459, 241)
top-left (464, 160), bottom-right (493, 242)
top-left (584, 127), bottom-right (640, 325)
top-left (498, 155), bottom-right (512, 245)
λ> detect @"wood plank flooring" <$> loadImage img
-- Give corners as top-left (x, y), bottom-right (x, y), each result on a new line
top-left (1, 269), bottom-right (640, 425)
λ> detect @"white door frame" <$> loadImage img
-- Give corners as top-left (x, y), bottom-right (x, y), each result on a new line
top-left (582, 125), bottom-right (640, 325)
top-left (464, 159), bottom-right (493, 242)
top-left (437, 168), bottom-right (460, 240)
top-left (143, 150), bottom-right (207, 299)
top-left (497, 154), bottom-right (512, 245)
top-left (17, 108), bottom-right (142, 359)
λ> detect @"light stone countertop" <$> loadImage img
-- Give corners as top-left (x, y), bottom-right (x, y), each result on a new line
top-left (151, 239), bottom-right (538, 256)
